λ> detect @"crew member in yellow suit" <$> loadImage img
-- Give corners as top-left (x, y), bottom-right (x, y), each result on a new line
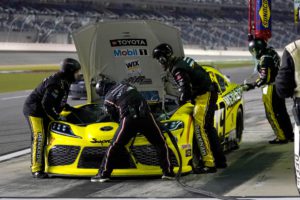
top-left (153, 43), bottom-right (227, 173)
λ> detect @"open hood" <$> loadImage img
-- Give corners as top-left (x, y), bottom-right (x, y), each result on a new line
top-left (72, 20), bottom-right (184, 103)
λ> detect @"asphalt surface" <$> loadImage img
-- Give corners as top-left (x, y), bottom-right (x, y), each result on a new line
top-left (0, 53), bottom-right (298, 198)
top-left (0, 89), bottom-right (298, 198)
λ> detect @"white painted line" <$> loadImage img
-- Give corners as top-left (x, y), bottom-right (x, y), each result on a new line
top-left (1, 198), bottom-right (300, 200)
top-left (1, 95), bottom-right (28, 100)
top-left (0, 148), bottom-right (30, 162)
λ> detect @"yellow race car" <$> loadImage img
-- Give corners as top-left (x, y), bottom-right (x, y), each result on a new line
top-left (45, 65), bottom-right (244, 177)
top-left (44, 20), bottom-right (244, 177)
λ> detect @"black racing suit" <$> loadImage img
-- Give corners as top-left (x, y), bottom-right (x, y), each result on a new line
top-left (23, 72), bottom-right (71, 173)
top-left (169, 57), bottom-right (226, 168)
top-left (252, 48), bottom-right (294, 141)
top-left (98, 83), bottom-right (173, 177)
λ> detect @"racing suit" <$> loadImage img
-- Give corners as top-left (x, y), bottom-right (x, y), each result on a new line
top-left (275, 40), bottom-right (300, 193)
top-left (23, 72), bottom-right (72, 173)
top-left (169, 57), bottom-right (226, 168)
top-left (98, 83), bottom-right (173, 178)
top-left (249, 47), bottom-right (294, 142)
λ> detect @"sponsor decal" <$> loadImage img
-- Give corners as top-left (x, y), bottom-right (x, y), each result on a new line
top-left (256, 0), bottom-right (271, 29)
top-left (114, 49), bottom-right (148, 57)
top-left (186, 149), bottom-right (192, 157)
top-left (181, 144), bottom-right (191, 149)
top-left (126, 60), bottom-right (140, 69)
top-left (295, 154), bottom-right (300, 190)
top-left (91, 138), bottom-right (111, 145)
top-left (125, 60), bottom-right (142, 77)
top-left (110, 39), bottom-right (147, 47)
top-left (223, 87), bottom-right (243, 107)
top-left (123, 76), bottom-right (152, 85)
top-left (36, 132), bottom-right (43, 163)
top-left (194, 124), bottom-right (207, 156)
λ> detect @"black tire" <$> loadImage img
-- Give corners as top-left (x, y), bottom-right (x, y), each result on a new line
top-left (232, 107), bottom-right (243, 150)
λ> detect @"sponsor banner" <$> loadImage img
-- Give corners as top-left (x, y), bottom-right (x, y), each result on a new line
top-left (113, 49), bottom-right (148, 57)
top-left (110, 39), bottom-right (147, 47)
top-left (295, 0), bottom-right (300, 24)
top-left (256, 0), bottom-right (272, 30)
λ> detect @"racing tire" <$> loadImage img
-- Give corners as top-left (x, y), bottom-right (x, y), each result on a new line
top-left (232, 107), bottom-right (243, 150)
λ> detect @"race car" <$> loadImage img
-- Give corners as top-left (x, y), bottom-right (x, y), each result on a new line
top-left (44, 20), bottom-right (244, 177)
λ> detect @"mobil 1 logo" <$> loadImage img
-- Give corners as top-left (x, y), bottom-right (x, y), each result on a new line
top-left (113, 49), bottom-right (148, 57)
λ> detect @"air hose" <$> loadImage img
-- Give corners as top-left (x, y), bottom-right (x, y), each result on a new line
top-left (161, 126), bottom-right (237, 200)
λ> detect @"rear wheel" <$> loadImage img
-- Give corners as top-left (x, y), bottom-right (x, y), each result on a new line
top-left (232, 107), bottom-right (243, 150)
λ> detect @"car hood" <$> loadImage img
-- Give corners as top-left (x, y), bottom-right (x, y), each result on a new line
top-left (72, 20), bottom-right (184, 103)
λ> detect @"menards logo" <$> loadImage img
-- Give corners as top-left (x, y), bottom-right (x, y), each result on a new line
top-left (259, 0), bottom-right (271, 28)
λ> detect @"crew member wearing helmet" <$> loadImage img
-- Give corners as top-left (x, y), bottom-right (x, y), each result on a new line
top-left (242, 38), bottom-right (294, 144)
top-left (23, 58), bottom-right (81, 178)
top-left (91, 80), bottom-right (174, 182)
top-left (152, 43), bottom-right (227, 173)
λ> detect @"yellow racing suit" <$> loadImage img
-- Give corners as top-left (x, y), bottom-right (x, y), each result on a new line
top-left (251, 48), bottom-right (294, 141)
top-left (170, 57), bottom-right (226, 168)
top-left (23, 72), bottom-right (72, 173)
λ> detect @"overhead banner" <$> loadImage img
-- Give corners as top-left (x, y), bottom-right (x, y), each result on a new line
top-left (295, 0), bottom-right (300, 24)
top-left (255, 0), bottom-right (272, 40)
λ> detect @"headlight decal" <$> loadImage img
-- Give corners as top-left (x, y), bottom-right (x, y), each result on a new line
top-left (162, 121), bottom-right (184, 131)
top-left (50, 122), bottom-right (81, 138)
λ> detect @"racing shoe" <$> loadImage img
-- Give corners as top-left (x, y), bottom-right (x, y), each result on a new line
top-left (216, 162), bottom-right (227, 169)
top-left (198, 166), bottom-right (217, 174)
top-left (91, 174), bottom-right (110, 183)
top-left (32, 171), bottom-right (48, 179)
top-left (162, 171), bottom-right (175, 180)
top-left (268, 138), bottom-right (288, 144)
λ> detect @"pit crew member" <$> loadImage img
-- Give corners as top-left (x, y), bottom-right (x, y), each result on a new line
top-left (275, 39), bottom-right (300, 193)
top-left (152, 43), bottom-right (227, 173)
top-left (23, 58), bottom-right (81, 178)
top-left (242, 38), bottom-right (294, 144)
top-left (91, 80), bottom-right (175, 182)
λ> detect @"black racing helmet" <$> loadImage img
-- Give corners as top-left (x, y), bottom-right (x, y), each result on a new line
top-left (248, 38), bottom-right (267, 60)
top-left (152, 43), bottom-right (173, 69)
top-left (95, 80), bottom-right (116, 97)
top-left (60, 58), bottom-right (81, 82)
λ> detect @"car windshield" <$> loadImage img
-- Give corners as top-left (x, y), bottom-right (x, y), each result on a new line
top-left (66, 100), bottom-right (179, 126)
top-left (66, 104), bottom-right (111, 125)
